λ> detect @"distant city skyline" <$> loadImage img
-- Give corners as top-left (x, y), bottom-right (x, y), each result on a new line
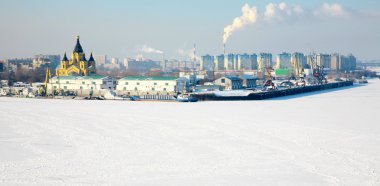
top-left (0, 0), bottom-right (379, 60)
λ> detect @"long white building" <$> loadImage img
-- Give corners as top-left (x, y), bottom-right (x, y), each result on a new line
top-left (116, 76), bottom-right (190, 96)
top-left (47, 76), bottom-right (116, 96)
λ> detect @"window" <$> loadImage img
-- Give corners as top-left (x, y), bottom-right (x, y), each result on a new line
top-left (55, 81), bottom-right (59, 84)
top-left (63, 86), bottom-right (67, 90)
top-left (136, 82), bottom-right (140, 85)
top-left (82, 82), bottom-right (85, 84)
top-left (91, 87), bottom-right (94, 90)
top-left (134, 87), bottom-right (138, 91)
top-left (221, 79), bottom-right (225, 83)
top-left (123, 87), bottom-right (126, 90)
top-left (92, 82), bottom-right (96, 85)
top-left (80, 86), bottom-right (83, 89)
top-left (154, 82), bottom-right (157, 85)
top-left (152, 88), bottom-right (155, 91)
top-left (53, 86), bottom-right (57, 89)
top-left (163, 88), bottom-right (167, 91)
top-left (66, 81), bottom-right (69, 84)
top-left (125, 82), bottom-right (128, 85)
top-left (165, 83), bottom-right (169, 86)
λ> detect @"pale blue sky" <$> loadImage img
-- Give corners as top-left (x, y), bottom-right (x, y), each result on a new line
top-left (0, 0), bottom-right (379, 60)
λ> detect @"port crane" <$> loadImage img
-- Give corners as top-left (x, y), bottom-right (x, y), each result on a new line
top-left (308, 53), bottom-right (327, 84)
top-left (313, 65), bottom-right (326, 84)
top-left (41, 66), bottom-right (51, 96)
top-left (263, 66), bottom-right (276, 90)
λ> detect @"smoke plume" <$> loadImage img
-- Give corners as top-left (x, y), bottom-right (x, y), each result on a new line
top-left (139, 45), bottom-right (163, 54)
top-left (178, 48), bottom-right (200, 61)
top-left (223, 3), bottom-right (258, 44)
top-left (222, 2), bottom-right (348, 44)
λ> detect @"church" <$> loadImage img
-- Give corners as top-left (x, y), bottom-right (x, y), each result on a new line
top-left (56, 36), bottom-right (96, 76)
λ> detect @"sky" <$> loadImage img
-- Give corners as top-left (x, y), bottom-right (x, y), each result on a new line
top-left (0, 0), bottom-right (379, 61)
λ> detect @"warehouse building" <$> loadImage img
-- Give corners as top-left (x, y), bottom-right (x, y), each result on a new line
top-left (47, 76), bottom-right (116, 96)
top-left (214, 76), bottom-right (243, 90)
top-left (116, 76), bottom-right (190, 96)
top-left (239, 75), bottom-right (257, 89)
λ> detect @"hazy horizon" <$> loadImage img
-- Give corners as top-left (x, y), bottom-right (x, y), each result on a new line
top-left (1, 0), bottom-right (379, 61)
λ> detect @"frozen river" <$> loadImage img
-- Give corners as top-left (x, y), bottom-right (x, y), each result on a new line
top-left (1, 80), bottom-right (380, 185)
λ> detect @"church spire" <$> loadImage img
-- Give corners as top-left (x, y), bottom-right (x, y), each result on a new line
top-left (62, 52), bottom-right (68, 61)
top-left (73, 35), bottom-right (83, 53)
top-left (88, 52), bottom-right (95, 61)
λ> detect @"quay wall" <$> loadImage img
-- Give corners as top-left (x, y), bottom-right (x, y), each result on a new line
top-left (192, 81), bottom-right (354, 101)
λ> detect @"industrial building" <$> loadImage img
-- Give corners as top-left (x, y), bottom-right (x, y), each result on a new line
top-left (214, 76), bottom-right (243, 90)
top-left (239, 75), bottom-right (258, 89)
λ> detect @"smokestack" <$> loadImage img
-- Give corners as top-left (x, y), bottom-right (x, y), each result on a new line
top-left (223, 43), bottom-right (226, 56)
top-left (223, 4), bottom-right (257, 44)
top-left (193, 44), bottom-right (196, 62)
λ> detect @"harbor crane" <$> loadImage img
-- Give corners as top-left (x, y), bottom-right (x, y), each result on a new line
top-left (291, 56), bottom-right (306, 86)
top-left (308, 53), bottom-right (327, 84)
top-left (263, 66), bottom-right (276, 90)
top-left (41, 67), bottom-right (51, 96)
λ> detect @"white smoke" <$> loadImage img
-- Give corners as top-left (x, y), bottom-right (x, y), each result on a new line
top-left (139, 45), bottom-right (163, 54)
top-left (178, 48), bottom-right (200, 61)
top-left (223, 2), bottom-right (349, 44)
top-left (135, 54), bottom-right (144, 61)
top-left (223, 3), bottom-right (258, 44)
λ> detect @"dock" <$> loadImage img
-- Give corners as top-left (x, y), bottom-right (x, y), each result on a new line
top-left (191, 81), bottom-right (354, 101)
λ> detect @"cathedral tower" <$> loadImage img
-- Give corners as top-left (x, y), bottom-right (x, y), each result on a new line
top-left (56, 36), bottom-right (96, 76)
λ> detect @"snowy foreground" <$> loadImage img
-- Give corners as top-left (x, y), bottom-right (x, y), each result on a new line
top-left (1, 80), bottom-right (380, 186)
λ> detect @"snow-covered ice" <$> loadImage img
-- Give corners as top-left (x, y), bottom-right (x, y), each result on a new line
top-left (0, 80), bottom-right (380, 185)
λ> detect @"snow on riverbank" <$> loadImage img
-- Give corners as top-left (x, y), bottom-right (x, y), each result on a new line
top-left (0, 79), bottom-right (380, 185)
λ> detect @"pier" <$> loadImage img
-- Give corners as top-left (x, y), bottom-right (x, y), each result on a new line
top-left (192, 81), bottom-right (354, 101)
